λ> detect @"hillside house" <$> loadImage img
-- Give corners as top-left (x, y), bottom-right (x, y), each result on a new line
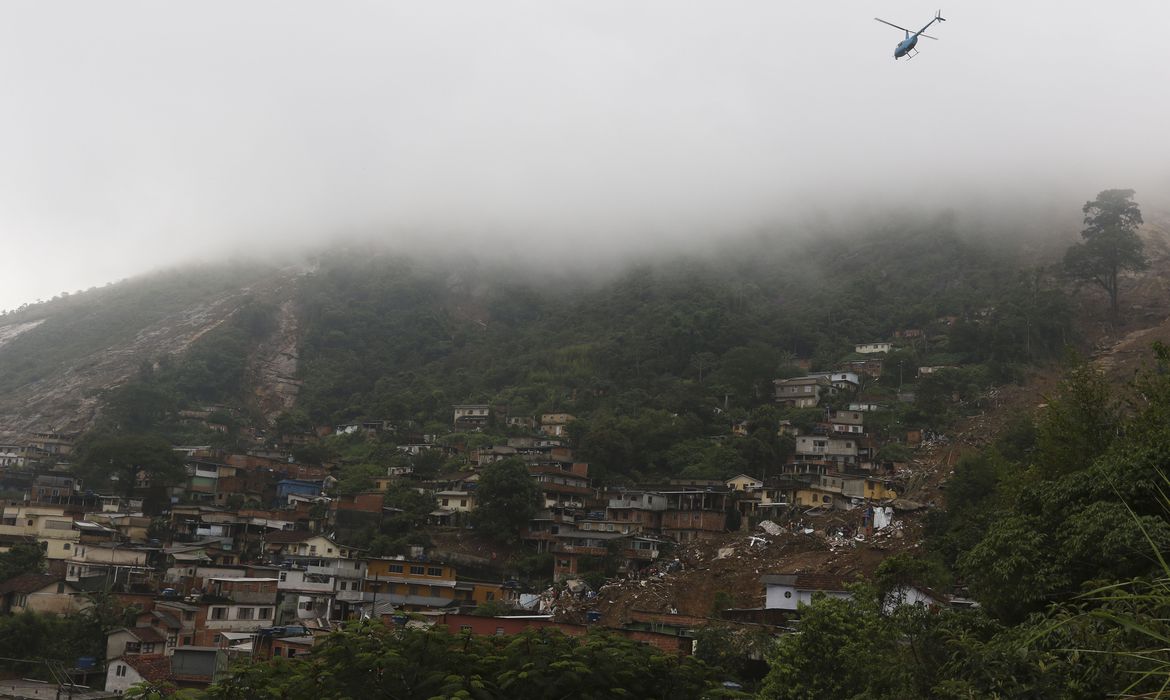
top-left (364, 558), bottom-right (460, 611)
top-left (453, 404), bottom-right (490, 430)
top-left (762, 573), bottom-right (855, 610)
top-left (506, 415), bottom-right (537, 430)
top-left (794, 436), bottom-right (859, 467)
top-left (435, 489), bottom-right (474, 513)
top-left (201, 578), bottom-right (279, 644)
top-left (828, 410), bottom-right (865, 435)
top-left (659, 488), bottom-right (730, 543)
top-left (539, 413), bottom-right (576, 437)
top-left (0, 444), bottom-right (31, 468)
top-left (29, 431), bottom-right (76, 456)
top-left (854, 342), bottom-right (891, 354)
top-left (0, 504), bottom-right (80, 560)
top-left (844, 358), bottom-right (884, 378)
top-left (530, 464), bottom-right (593, 510)
top-left (725, 474), bottom-right (763, 492)
top-left (809, 371), bottom-right (860, 391)
top-left (105, 654), bottom-right (172, 695)
top-left (263, 531), bottom-right (354, 561)
top-left (0, 573), bottom-right (89, 615)
top-left (606, 491), bottom-right (668, 531)
top-left (774, 376), bottom-right (833, 408)
top-left (550, 527), bottom-right (630, 580)
top-left (106, 626), bottom-right (169, 661)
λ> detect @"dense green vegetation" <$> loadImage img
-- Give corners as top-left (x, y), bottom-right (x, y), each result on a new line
top-left (200, 623), bottom-right (719, 700)
top-left (292, 223), bottom-right (1071, 484)
top-left (752, 346), bottom-right (1170, 698)
top-left (298, 225), bottom-right (1063, 425)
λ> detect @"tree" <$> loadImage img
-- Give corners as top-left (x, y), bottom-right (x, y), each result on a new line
top-left (77, 434), bottom-right (186, 504)
top-left (0, 541), bottom-right (45, 582)
top-left (472, 458), bottom-right (540, 544)
top-left (1063, 189), bottom-right (1146, 316)
top-left (1033, 360), bottom-right (1119, 479)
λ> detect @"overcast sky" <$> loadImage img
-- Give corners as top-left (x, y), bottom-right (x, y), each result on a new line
top-left (1, 1), bottom-right (1168, 311)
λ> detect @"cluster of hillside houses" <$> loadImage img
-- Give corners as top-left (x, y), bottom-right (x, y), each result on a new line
top-left (0, 341), bottom-right (928, 694)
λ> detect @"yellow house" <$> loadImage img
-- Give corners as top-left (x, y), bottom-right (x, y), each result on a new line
top-left (0, 505), bottom-right (80, 560)
top-left (862, 478), bottom-right (898, 501)
top-left (364, 558), bottom-right (505, 611)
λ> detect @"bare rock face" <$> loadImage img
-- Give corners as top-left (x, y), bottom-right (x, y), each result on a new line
top-left (248, 297), bottom-right (303, 424)
top-left (0, 268), bottom-right (304, 441)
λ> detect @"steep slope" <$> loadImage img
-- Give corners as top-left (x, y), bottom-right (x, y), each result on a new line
top-left (0, 265), bottom-right (302, 440)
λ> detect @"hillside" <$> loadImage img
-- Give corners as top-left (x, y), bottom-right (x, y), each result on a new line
top-left (1, 218), bottom-right (1075, 446)
top-left (0, 264), bottom-right (303, 439)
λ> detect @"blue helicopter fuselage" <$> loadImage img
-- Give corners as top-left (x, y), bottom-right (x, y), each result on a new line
top-left (894, 34), bottom-right (918, 58)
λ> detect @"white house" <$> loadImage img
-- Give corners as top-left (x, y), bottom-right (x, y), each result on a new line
top-left (105, 655), bottom-right (172, 695)
top-left (762, 573), bottom-right (854, 611)
top-left (854, 342), bottom-right (891, 355)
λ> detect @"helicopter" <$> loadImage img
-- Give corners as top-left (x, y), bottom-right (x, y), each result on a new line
top-left (875, 10), bottom-right (946, 60)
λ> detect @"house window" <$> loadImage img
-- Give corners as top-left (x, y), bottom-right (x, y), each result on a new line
top-left (237, 607), bottom-right (254, 620)
top-left (327, 548), bottom-right (333, 554)
top-left (408, 585), bottom-right (419, 596)
top-left (183, 612), bottom-right (195, 621)
top-left (116, 665), bottom-right (127, 677)
top-left (430, 586), bottom-right (441, 596)
top-left (211, 608), bottom-right (227, 620)
top-left (279, 572), bottom-right (287, 581)
top-left (57, 583), bottom-right (65, 593)
top-left (426, 567), bottom-right (442, 576)
top-left (410, 566), bottom-right (424, 575)
top-left (273, 648), bottom-right (282, 657)
top-left (125, 642), bottom-right (141, 653)
top-left (339, 581), bottom-right (347, 590)
top-left (441, 499), bottom-right (449, 506)
top-left (142, 643), bottom-right (156, 654)
top-left (309, 545), bottom-right (317, 554)
top-left (63, 543), bottom-right (70, 550)
top-left (459, 500), bottom-right (467, 507)
top-left (259, 608), bottom-right (272, 619)
top-left (486, 592), bottom-right (494, 601)
top-left (460, 625), bottom-right (472, 633)
top-left (389, 564), bottom-right (403, 573)
top-left (287, 649), bottom-right (297, 658)
top-left (182, 636), bottom-right (193, 646)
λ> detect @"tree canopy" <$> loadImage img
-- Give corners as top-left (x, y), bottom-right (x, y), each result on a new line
top-left (472, 457), bottom-right (540, 543)
top-left (1063, 188), bottom-right (1146, 315)
top-left (204, 623), bottom-right (718, 700)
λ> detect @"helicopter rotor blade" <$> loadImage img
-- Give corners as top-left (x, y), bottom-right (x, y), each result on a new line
top-left (918, 32), bottom-right (938, 40)
top-left (874, 17), bottom-right (912, 33)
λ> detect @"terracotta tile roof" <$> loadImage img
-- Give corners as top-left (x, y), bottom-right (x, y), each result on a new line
top-left (128, 626), bottom-right (168, 644)
top-left (0, 573), bottom-right (65, 596)
top-left (123, 654), bottom-right (172, 682)
top-left (793, 573), bottom-right (853, 592)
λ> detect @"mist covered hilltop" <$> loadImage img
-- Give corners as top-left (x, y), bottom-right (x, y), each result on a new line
top-left (0, 203), bottom-right (1109, 442)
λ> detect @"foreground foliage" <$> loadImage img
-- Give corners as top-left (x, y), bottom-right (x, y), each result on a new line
top-left (205, 623), bottom-right (718, 699)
